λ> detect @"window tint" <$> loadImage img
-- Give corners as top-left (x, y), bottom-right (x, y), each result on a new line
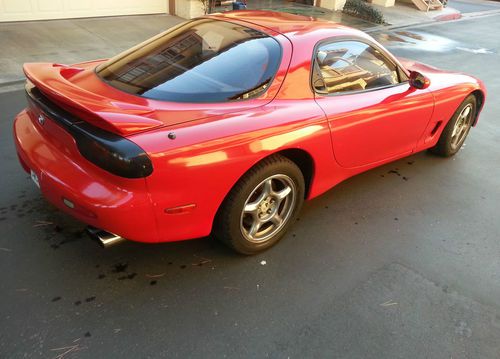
top-left (313, 41), bottom-right (400, 94)
top-left (96, 19), bottom-right (281, 103)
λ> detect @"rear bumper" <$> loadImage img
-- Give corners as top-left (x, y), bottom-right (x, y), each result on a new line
top-left (13, 109), bottom-right (160, 243)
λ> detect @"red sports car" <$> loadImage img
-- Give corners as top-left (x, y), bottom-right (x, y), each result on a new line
top-left (14, 11), bottom-right (486, 254)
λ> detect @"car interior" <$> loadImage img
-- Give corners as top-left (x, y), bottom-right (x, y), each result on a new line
top-left (314, 42), bottom-right (400, 94)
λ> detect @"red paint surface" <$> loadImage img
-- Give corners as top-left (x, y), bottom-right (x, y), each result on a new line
top-left (13, 11), bottom-right (486, 243)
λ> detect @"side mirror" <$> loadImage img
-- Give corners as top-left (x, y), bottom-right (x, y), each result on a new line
top-left (409, 71), bottom-right (431, 90)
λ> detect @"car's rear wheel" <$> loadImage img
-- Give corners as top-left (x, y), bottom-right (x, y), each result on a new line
top-left (214, 155), bottom-right (305, 255)
top-left (429, 95), bottom-right (477, 157)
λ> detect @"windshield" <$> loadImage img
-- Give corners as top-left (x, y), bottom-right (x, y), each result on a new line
top-left (96, 19), bottom-right (282, 103)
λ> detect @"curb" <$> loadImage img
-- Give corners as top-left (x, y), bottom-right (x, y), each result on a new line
top-left (0, 78), bottom-right (26, 93)
top-left (461, 8), bottom-right (500, 18)
top-left (0, 78), bottom-right (25, 88)
top-left (366, 7), bottom-right (500, 33)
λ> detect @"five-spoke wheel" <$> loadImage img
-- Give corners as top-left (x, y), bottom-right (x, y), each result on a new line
top-left (214, 155), bottom-right (304, 255)
top-left (241, 174), bottom-right (297, 243)
top-left (450, 103), bottom-right (473, 151)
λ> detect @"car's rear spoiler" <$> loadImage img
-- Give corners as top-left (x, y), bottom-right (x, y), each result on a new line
top-left (23, 62), bottom-right (163, 136)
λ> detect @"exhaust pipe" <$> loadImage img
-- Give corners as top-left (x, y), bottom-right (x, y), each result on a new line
top-left (86, 226), bottom-right (126, 248)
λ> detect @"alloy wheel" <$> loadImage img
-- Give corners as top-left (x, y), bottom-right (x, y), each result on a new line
top-left (240, 174), bottom-right (297, 243)
top-left (451, 103), bottom-right (473, 150)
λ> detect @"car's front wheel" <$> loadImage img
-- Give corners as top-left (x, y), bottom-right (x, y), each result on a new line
top-left (214, 155), bottom-right (305, 255)
top-left (429, 94), bottom-right (477, 157)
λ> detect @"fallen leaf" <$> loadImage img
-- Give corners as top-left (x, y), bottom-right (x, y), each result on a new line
top-left (51, 343), bottom-right (86, 359)
top-left (380, 300), bottom-right (398, 307)
top-left (145, 273), bottom-right (166, 278)
top-left (33, 220), bottom-right (53, 227)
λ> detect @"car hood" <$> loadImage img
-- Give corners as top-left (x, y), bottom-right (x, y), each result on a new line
top-left (23, 61), bottom-right (269, 136)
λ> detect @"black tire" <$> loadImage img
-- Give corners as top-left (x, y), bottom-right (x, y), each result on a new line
top-left (214, 155), bottom-right (305, 255)
top-left (429, 95), bottom-right (477, 157)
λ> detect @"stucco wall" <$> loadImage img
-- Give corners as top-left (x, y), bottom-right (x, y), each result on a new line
top-left (319, 0), bottom-right (347, 11)
top-left (175, 0), bottom-right (205, 19)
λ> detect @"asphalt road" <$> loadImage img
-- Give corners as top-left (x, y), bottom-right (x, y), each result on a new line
top-left (1, 14), bottom-right (500, 359)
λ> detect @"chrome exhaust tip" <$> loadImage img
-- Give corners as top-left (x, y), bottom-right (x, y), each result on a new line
top-left (86, 226), bottom-right (126, 248)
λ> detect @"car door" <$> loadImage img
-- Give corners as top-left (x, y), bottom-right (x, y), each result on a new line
top-left (312, 39), bottom-right (434, 168)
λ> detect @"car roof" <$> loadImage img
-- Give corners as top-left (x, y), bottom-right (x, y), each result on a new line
top-left (213, 10), bottom-right (368, 41)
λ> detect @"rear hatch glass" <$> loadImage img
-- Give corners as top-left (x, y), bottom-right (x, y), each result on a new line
top-left (96, 18), bottom-right (281, 103)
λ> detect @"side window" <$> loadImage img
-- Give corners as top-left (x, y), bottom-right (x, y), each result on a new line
top-left (313, 40), bottom-right (401, 94)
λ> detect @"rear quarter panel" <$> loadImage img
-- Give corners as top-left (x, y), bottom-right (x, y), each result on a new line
top-left (130, 101), bottom-right (333, 242)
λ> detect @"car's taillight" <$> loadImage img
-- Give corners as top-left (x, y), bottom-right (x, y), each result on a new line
top-left (25, 82), bottom-right (153, 179)
top-left (73, 123), bottom-right (153, 179)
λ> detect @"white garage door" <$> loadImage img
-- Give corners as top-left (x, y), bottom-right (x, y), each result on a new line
top-left (0, 0), bottom-right (168, 22)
